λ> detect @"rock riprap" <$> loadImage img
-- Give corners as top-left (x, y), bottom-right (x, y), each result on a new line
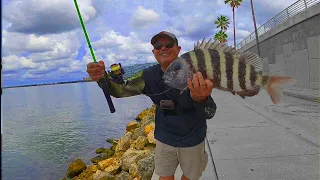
top-left (62, 105), bottom-right (156, 180)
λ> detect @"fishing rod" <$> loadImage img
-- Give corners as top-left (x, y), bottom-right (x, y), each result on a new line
top-left (73, 0), bottom-right (116, 113)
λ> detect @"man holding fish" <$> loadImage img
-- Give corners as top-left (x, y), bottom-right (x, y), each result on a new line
top-left (86, 31), bottom-right (295, 180)
top-left (87, 31), bottom-right (216, 180)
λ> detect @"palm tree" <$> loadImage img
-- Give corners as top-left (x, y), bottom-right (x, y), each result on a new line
top-left (224, 0), bottom-right (243, 47)
top-left (250, 0), bottom-right (260, 56)
top-left (214, 15), bottom-right (230, 31)
top-left (214, 15), bottom-right (229, 43)
top-left (214, 30), bottom-right (228, 43)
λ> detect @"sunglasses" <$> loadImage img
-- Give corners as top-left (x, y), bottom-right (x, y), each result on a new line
top-left (153, 41), bottom-right (176, 50)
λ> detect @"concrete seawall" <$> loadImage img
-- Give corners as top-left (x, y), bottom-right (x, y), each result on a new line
top-left (239, 3), bottom-right (320, 90)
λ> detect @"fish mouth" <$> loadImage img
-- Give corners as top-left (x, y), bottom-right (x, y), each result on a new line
top-left (164, 79), bottom-right (171, 84)
top-left (163, 76), bottom-right (173, 85)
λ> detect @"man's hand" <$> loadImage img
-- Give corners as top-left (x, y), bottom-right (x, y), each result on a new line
top-left (86, 60), bottom-right (106, 81)
top-left (187, 72), bottom-right (214, 103)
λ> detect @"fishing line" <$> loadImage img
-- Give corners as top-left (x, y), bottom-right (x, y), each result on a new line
top-left (205, 137), bottom-right (220, 180)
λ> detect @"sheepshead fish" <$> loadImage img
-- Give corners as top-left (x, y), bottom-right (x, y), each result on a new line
top-left (162, 38), bottom-right (296, 104)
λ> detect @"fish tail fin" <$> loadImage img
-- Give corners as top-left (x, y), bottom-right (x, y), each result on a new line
top-left (264, 76), bottom-right (296, 104)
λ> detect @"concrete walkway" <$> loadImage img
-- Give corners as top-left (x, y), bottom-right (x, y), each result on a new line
top-left (152, 90), bottom-right (319, 180)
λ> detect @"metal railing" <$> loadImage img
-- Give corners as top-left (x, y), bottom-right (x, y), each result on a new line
top-left (236, 0), bottom-right (320, 50)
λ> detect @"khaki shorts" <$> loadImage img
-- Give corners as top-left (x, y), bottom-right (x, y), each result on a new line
top-left (155, 139), bottom-right (208, 180)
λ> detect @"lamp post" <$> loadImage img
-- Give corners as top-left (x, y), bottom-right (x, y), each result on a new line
top-left (250, 0), bottom-right (261, 57)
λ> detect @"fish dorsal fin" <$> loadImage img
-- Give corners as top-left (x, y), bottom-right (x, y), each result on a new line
top-left (199, 38), bottom-right (206, 48)
top-left (204, 38), bottom-right (213, 49)
top-left (193, 37), bottom-right (263, 72)
top-left (238, 51), bottom-right (263, 72)
top-left (194, 38), bottom-right (236, 53)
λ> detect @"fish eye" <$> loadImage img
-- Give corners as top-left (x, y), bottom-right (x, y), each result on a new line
top-left (173, 63), bottom-right (181, 71)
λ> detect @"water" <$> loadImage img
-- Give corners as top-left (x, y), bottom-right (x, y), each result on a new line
top-left (1, 82), bottom-right (153, 180)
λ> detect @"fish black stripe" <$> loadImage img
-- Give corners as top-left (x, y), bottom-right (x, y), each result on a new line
top-left (194, 49), bottom-right (207, 79)
top-left (182, 52), bottom-right (196, 72)
top-left (208, 49), bottom-right (221, 87)
top-left (225, 52), bottom-right (234, 90)
top-left (250, 65), bottom-right (257, 87)
top-left (238, 61), bottom-right (246, 90)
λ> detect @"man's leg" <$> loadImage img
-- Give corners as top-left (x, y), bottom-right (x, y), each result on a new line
top-left (155, 140), bottom-right (179, 180)
top-left (178, 140), bottom-right (208, 180)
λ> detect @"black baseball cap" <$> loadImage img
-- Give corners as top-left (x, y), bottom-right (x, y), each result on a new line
top-left (151, 31), bottom-right (178, 45)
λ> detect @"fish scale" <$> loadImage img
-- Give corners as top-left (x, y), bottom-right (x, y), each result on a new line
top-left (203, 49), bottom-right (214, 80)
top-left (194, 49), bottom-right (208, 79)
top-left (225, 51), bottom-right (234, 90)
top-left (187, 51), bottom-right (198, 73)
top-left (207, 49), bottom-right (221, 87)
top-left (185, 48), bottom-right (252, 92)
top-left (218, 50), bottom-right (227, 88)
top-left (245, 64), bottom-right (251, 89)
top-left (238, 59), bottom-right (247, 90)
top-left (232, 54), bottom-right (241, 91)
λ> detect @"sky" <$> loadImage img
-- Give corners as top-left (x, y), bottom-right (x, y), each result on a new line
top-left (2, 0), bottom-right (298, 87)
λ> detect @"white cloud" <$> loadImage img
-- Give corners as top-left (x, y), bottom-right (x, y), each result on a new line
top-left (235, 29), bottom-right (251, 39)
top-left (3, 73), bottom-right (19, 79)
top-left (26, 32), bottom-right (81, 62)
top-left (81, 30), bottom-right (154, 68)
top-left (131, 6), bottom-right (161, 29)
top-left (2, 55), bottom-right (39, 73)
top-left (260, 0), bottom-right (298, 11)
top-left (18, 58), bottom-right (84, 80)
top-left (2, 28), bottom-right (83, 80)
top-left (162, 0), bottom-right (224, 41)
top-left (2, 30), bottom-right (56, 55)
top-left (238, 22), bottom-right (246, 28)
top-left (58, 60), bottom-right (84, 74)
top-left (178, 37), bottom-right (197, 54)
top-left (22, 72), bottom-right (46, 79)
top-left (3, 0), bottom-right (97, 35)
top-left (216, 0), bottom-right (226, 6)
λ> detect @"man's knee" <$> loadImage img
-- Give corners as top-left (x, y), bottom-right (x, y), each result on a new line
top-left (155, 140), bottom-right (179, 177)
top-left (178, 141), bottom-right (208, 180)
top-left (181, 151), bottom-right (208, 179)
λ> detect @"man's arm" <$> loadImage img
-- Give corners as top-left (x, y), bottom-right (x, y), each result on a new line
top-left (194, 95), bottom-right (217, 119)
top-left (98, 70), bottom-right (146, 98)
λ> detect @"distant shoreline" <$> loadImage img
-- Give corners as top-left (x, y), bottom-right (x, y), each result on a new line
top-left (3, 80), bottom-right (94, 89)
top-left (3, 62), bottom-right (158, 89)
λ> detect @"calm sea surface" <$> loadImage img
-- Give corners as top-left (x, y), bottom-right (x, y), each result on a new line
top-left (2, 82), bottom-right (153, 180)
